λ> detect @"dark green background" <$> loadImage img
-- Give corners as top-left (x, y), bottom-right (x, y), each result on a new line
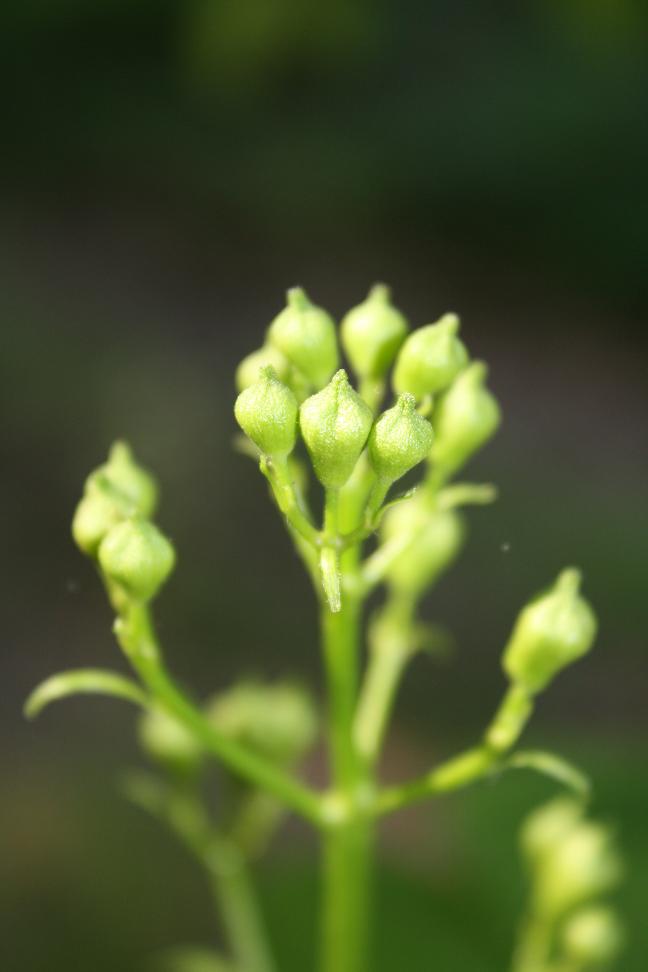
top-left (2, 1), bottom-right (647, 969)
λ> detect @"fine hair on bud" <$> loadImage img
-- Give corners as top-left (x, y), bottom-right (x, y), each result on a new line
top-left (299, 369), bottom-right (374, 488)
top-left (340, 284), bottom-right (409, 381)
top-left (234, 365), bottom-right (299, 458)
top-left (267, 287), bottom-right (339, 389)
top-left (393, 313), bottom-right (468, 399)
top-left (368, 393), bottom-right (434, 483)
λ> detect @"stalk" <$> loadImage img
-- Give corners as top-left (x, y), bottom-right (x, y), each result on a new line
top-left (208, 839), bottom-right (276, 972)
top-left (319, 481), bottom-right (375, 972)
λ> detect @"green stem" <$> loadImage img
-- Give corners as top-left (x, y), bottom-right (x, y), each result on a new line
top-left (376, 745), bottom-right (497, 815)
top-left (375, 681), bottom-right (535, 816)
top-left (319, 472), bottom-right (375, 972)
top-left (353, 593), bottom-right (416, 767)
top-left (321, 489), bottom-right (342, 613)
top-left (511, 910), bottom-right (554, 972)
top-left (262, 455), bottom-right (321, 548)
top-left (321, 819), bottom-right (374, 972)
top-left (321, 596), bottom-right (361, 786)
top-left (207, 838), bottom-right (276, 972)
top-left (117, 604), bottom-right (325, 827)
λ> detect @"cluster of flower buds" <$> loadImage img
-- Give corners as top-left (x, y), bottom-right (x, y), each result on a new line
top-left (518, 797), bottom-right (623, 969)
top-left (235, 285), bottom-right (499, 480)
top-left (234, 285), bottom-right (502, 618)
top-left (72, 442), bottom-right (175, 605)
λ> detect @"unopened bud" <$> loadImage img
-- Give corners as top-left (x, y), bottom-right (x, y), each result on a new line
top-left (71, 484), bottom-right (130, 557)
top-left (393, 314), bottom-right (468, 399)
top-left (235, 344), bottom-right (290, 392)
top-left (520, 797), bottom-right (585, 864)
top-left (138, 706), bottom-right (202, 775)
top-left (503, 569), bottom-right (597, 694)
top-left (299, 370), bottom-right (373, 488)
top-left (267, 287), bottom-right (338, 389)
top-left (431, 362), bottom-right (500, 475)
top-left (535, 820), bottom-right (622, 917)
top-left (234, 366), bottom-right (298, 458)
top-left (341, 284), bottom-right (408, 381)
top-left (207, 681), bottom-right (317, 767)
top-left (99, 517), bottom-right (176, 602)
top-left (87, 441), bottom-right (158, 518)
top-left (381, 493), bottom-right (464, 595)
top-left (368, 393), bottom-right (434, 484)
top-left (562, 906), bottom-right (624, 965)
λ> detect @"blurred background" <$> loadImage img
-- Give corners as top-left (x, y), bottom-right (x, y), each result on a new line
top-left (2, 1), bottom-right (647, 969)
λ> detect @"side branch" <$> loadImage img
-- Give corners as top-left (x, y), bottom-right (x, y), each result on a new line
top-left (117, 603), bottom-right (326, 828)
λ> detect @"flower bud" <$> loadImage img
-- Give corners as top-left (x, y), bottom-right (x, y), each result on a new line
top-left (71, 485), bottom-right (129, 557)
top-left (368, 393), bottom-right (434, 483)
top-left (562, 906), bottom-right (624, 965)
top-left (234, 366), bottom-right (298, 458)
top-left (235, 344), bottom-right (291, 392)
top-left (138, 706), bottom-right (202, 775)
top-left (340, 284), bottom-right (409, 381)
top-left (267, 287), bottom-right (338, 389)
top-left (381, 493), bottom-right (464, 595)
top-left (87, 441), bottom-right (158, 518)
top-left (430, 362), bottom-right (500, 475)
top-left (299, 370), bottom-right (373, 488)
top-left (535, 820), bottom-right (622, 917)
top-left (207, 680), bottom-right (317, 767)
top-left (502, 569), bottom-right (597, 694)
top-left (520, 797), bottom-right (585, 864)
top-left (98, 517), bottom-right (176, 602)
top-left (393, 314), bottom-right (468, 399)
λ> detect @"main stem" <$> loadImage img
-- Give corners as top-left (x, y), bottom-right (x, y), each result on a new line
top-left (320, 532), bottom-right (374, 972)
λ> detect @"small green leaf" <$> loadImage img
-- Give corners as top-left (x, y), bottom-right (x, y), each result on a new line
top-left (24, 669), bottom-right (148, 719)
top-left (502, 749), bottom-right (591, 798)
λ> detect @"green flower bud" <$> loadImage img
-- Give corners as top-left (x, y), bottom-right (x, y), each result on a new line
top-left (234, 366), bottom-right (298, 458)
top-left (520, 799), bottom-right (623, 920)
top-left (71, 485), bottom-right (129, 557)
top-left (503, 569), bottom-right (597, 694)
top-left (207, 681), bottom-right (317, 767)
top-left (87, 441), bottom-right (158, 518)
top-left (98, 517), bottom-right (176, 602)
top-left (340, 284), bottom-right (409, 381)
top-left (393, 314), bottom-right (468, 399)
top-left (368, 393), bottom-right (434, 483)
top-left (430, 362), bottom-right (500, 475)
top-left (562, 906), bottom-right (624, 966)
top-left (520, 797), bottom-right (585, 864)
top-left (381, 492), bottom-right (464, 595)
top-left (267, 287), bottom-right (338, 389)
top-left (235, 344), bottom-right (290, 392)
top-left (535, 820), bottom-right (622, 917)
top-left (138, 706), bottom-right (202, 775)
top-left (299, 369), bottom-right (373, 488)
